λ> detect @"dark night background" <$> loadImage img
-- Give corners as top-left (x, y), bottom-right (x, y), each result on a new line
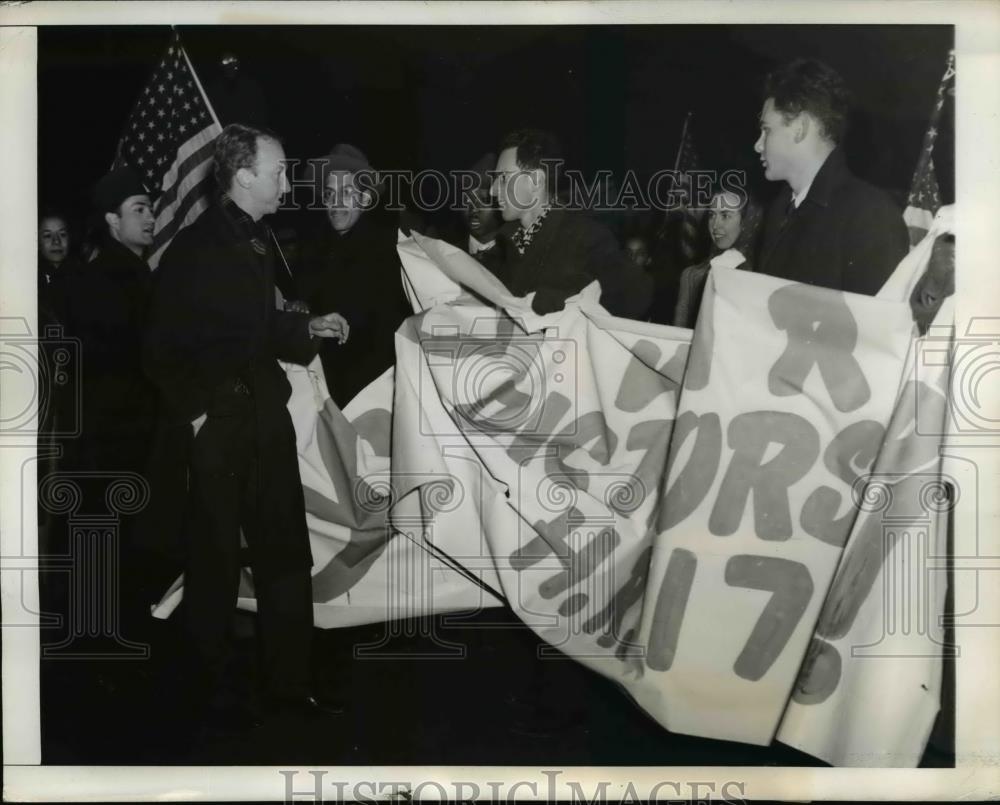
top-left (35, 23), bottom-right (958, 768)
top-left (39, 24), bottom-right (954, 242)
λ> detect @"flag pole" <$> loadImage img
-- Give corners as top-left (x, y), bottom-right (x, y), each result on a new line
top-left (269, 228), bottom-right (296, 286)
top-left (673, 111), bottom-right (692, 173)
top-left (913, 49), bottom-right (955, 175)
top-left (174, 27), bottom-right (222, 130)
top-left (903, 49), bottom-right (955, 247)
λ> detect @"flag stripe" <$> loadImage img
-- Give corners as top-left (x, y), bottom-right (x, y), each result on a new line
top-left (149, 196), bottom-right (210, 269)
top-left (149, 173), bottom-right (214, 265)
top-left (153, 147), bottom-right (215, 239)
top-left (155, 125), bottom-right (219, 207)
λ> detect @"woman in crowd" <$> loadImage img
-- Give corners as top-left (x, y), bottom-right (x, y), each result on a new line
top-left (38, 208), bottom-right (77, 326)
top-left (37, 208), bottom-right (79, 548)
top-left (672, 186), bottom-right (762, 329)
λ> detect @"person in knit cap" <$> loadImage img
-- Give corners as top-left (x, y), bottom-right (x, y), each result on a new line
top-left (64, 166), bottom-right (158, 477)
top-left (56, 166), bottom-right (161, 654)
top-left (297, 142), bottom-right (412, 408)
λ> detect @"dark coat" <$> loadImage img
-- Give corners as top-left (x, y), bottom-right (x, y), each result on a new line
top-left (63, 240), bottom-right (158, 472)
top-left (647, 212), bottom-right (710, 324)
top-left (38, 256), bottom-right (76, 328)
top-left (500, 209), bottom-right (652, 319)
top-left (462, 233), bottom-right (512, 287)
top-left (756, 148), bottom-right (909, 296)
top-left (141, 201), bottom-right (319, 573)
top-left (38, 256), bottom-right (79, 440)
top-left (672, 255), bottom-right (751, 330)
top-left (441, 219), bottom-right (516, 289)
top-left (296, 212), bottom-right (411, 409)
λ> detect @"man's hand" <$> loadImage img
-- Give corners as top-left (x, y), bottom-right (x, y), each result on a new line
top-left (284, 299), bottom-right (311, 314)
top-left (530, 288), bottom-right (567, 315)
top-left (309, 312), bottom-right (350, 344)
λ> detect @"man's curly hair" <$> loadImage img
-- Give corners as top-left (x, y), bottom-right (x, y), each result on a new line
top-left (213, 123), bottom-right (283, 194)
top-left (763, 59), bottom-right (852, 145)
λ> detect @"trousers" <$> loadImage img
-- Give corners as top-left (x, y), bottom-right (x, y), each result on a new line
top-left (184, 409), bottom-right (313, 702)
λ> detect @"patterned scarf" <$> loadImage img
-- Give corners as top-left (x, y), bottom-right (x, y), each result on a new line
top-left (511, 206), bottom-right (550, 256)
top-left (221, 194), bottom-right (271, 257)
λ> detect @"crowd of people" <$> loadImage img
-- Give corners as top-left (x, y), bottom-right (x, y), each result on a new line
top-left (37, 57), bottom-right (944, 743)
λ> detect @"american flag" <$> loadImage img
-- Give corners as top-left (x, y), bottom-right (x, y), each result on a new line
top-left (670, 111), bottom-right (703, 258)
top-left (673, 111), bottom-right (702, 192)
top-left (903, 50), bottom-right (955, 248)
top-left (112, 30), bottom-right (222, 268)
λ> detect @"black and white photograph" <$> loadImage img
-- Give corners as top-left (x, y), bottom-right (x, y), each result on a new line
top-left (2, 1), bottom-right (998, 801)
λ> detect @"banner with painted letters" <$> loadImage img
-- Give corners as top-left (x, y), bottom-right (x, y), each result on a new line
top-left (390, 257), bottom-right (693, 683)
top-left (633, 264), bottom-right (915, 748)
top-left (775, 208), bottom-right (956, 767)
top-left (154, 227), bottom-right (947, 766)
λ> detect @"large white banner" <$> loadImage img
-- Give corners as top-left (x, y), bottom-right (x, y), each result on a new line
top-left (776, 209), bottom-right (957, 766)
top-left (154, 225), bottom-right (951, 767)
top-left (634, 265), bottom-right (914, 746)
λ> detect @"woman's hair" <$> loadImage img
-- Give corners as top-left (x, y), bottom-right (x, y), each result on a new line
top-left (708, 186), bottom-right (763, 262)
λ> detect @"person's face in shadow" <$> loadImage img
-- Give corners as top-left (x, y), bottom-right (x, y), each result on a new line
top-left (39, 216), bottom-right (70, 266)
top-left (624, 237), bottom-right (651, 268)
top-left (910, 234), bottom-right (955, 334)
top-left (463, 187), bottom-right (502, 243)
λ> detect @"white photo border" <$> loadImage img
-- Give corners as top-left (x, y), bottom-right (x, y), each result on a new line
top-left (2, 1), bottom-right (998, 801)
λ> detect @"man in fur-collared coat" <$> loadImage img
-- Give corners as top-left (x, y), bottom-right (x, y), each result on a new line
top-left (491, 129), bottom-right (652, 319)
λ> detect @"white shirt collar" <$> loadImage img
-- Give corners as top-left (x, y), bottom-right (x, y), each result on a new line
top-left (792, 176), bottom-right (815, 208)
top-left (469, 234), bottom-right (496, 255)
